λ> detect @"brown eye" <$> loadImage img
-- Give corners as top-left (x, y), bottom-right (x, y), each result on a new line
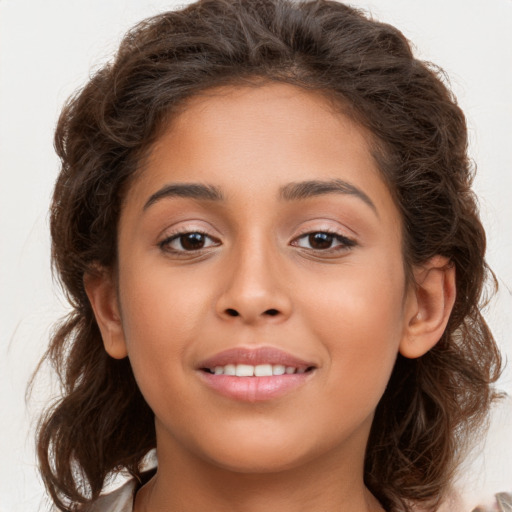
top-left (308, 232), bottom-right (334, 249)
top-left (292, 231), bottom-right (356, 252)
top-left (180, 233), bottom-right (207, 250)
top-left (160, 231), bottom-right (220, 253)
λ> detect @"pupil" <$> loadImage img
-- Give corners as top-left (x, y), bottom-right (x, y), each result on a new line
top-left (181, 233), bottom-right (205, 250)
top-left (309, 232), bottom-right (333, 249)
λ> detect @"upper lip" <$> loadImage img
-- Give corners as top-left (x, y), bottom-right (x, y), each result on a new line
top-left (198, 346), bottom-right (316, 370)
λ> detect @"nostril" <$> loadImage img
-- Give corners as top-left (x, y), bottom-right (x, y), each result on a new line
top-left (226, 308), bottom-right (239, 317)
top-left (265, 309), bottom-right (279, 316)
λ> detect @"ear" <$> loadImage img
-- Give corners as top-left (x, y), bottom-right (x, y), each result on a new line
top-left (84, 268), bottom-right (128, 359)
top-left (399, 255), bottom-right (456, 359)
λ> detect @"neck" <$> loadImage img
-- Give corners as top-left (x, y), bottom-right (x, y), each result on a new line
top-left (134, 439), bottom-right (384, 512)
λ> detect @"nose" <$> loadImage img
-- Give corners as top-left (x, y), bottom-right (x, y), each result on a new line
top-left (215, 242), bottom-right (292, 325)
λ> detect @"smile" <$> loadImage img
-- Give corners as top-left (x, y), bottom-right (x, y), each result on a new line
top-left (197, 347), bottom-right (316, 401)
top-left (203, 363), bottom-right (312, 376)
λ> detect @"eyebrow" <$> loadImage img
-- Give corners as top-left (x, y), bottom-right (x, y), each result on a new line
top-left (143, 183), bottom-right (224, 210)
top-left (279, 179), bottom-right (377, 215)
top-left (143, 178), bottom-right (377, 215)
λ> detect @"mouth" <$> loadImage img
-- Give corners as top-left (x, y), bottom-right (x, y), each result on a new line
top-left (201, 364), bottom-right (315, 376)
top-left (197, 347), bottom-right (317, 402)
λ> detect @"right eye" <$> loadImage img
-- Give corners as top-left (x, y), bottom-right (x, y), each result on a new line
top-left (159, 231), bottom-right (220, 253)
top-left (291, 231), bottom-right (356, 252)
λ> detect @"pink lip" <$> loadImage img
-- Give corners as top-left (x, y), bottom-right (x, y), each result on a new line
top-left (197, 347), bottom-right (316, 402)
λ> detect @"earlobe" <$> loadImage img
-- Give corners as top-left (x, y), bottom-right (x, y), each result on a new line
top-left (83, 268), bottom-right (128, 359)
top-left (399, 256), bottom-right (456, 359)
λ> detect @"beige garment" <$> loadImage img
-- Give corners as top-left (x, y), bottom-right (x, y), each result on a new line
top-left (82, 479), bottom-right (136, 512)
top-left (53, 482), bottom-right (511, 511)
top-left (472, 493), bottom-right (512, 512)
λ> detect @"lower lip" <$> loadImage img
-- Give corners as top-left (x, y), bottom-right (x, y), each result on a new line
top-left (198, 371), bottom-right (313, 402)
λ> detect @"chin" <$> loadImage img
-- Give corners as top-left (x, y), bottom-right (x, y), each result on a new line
top-left (195, 430), bottom-right (312, 474)
top-left (205, 448), bottom-right (307, 475)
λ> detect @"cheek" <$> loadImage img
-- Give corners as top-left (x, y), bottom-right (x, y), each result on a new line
top-left (119, 263), bottom-right (210, 347)
top-left (304, 259), bottom-right (406, 339)
top-left (300, 261), bottom-right (406, 403)
top-left (116, 266), bottom-right (213, 406)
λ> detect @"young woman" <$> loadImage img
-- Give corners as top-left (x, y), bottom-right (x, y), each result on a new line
top-left (36, 1), bottom-right (505, 510)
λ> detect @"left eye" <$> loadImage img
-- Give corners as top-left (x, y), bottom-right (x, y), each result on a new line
top-left (292, 232), bottom-right (355, 251)
top-left (160, 232), bottom-right (220, 252)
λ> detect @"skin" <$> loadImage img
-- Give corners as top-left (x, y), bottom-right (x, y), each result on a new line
top-left (86, 83), bottom-right (456, 512)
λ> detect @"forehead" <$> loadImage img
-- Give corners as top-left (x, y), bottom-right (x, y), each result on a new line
top-left (173, 82), bottom-right (348, 134)
top-left (163, 82), bottom-right (371, 167)
top-left (124, 82), bottom-right (398, 227)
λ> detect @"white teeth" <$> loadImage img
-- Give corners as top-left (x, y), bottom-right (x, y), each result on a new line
top-left (235, 364), bottom-right (254, 377)
top-left (224, 364), bottom-right (236, 376)
top-left (273, 364), bottom-right (286, 375)
top-left (209, 364), bottom-right (309, 376)
top-left (254, 364), bottom-right (273, 377)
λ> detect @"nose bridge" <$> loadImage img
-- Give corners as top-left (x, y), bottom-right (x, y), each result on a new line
top-left (215, 230), bottom-right (291, 323)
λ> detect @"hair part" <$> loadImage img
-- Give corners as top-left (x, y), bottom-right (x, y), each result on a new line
top-left (36, 1), bottom-right (502, 510)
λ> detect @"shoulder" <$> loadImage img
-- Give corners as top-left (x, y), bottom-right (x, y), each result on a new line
top-left (471, 492), bottom-right (512, 512)
top-left (85, 479), bottom-right (137, 512)
top-left (422, 490), bottom-right (512, 512)
top-left (50, 479), bottom-right (138, 512)
top-left (50, 465), bottom-right (156, 512)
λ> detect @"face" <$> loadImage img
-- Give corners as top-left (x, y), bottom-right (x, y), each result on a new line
top-left (111, 83), bottom-right (416, 475)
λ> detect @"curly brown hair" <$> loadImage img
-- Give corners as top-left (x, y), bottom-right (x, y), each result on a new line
top-left (36, 0), bottom-right (502, 510)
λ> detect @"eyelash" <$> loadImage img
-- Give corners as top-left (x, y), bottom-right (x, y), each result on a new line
top-left (158, 230), bottom-right (220, 255)
top-left (158, 229), bottom-right (356, 255)
top-left (290, 230), bottom-right (357, 253)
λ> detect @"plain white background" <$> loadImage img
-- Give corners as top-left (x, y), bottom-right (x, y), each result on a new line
top-left (1, 1), bottom-right (511, 510)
